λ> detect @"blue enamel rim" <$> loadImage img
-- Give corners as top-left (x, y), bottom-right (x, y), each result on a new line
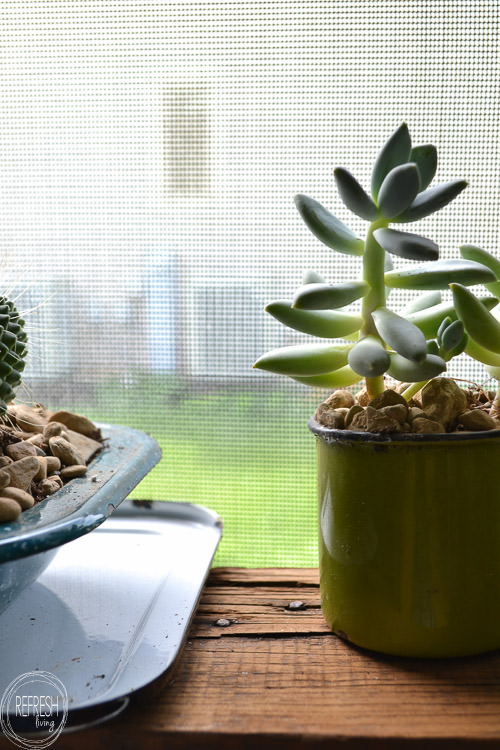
top-left (308, 417), bottom-right (500, 444)
top-left (0, 424), bottom-right (162, 563)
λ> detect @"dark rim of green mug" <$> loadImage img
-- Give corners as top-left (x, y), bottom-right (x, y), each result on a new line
top-left (308, 417), bottom-right (500, 444)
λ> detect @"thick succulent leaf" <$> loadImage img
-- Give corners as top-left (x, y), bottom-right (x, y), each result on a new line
top-left (265, 301), bottom-right (362, 339)
top-left (0, 362), bottom-right (12, 379)
top-left (440, 320), bottom-right (466, 358)
top-left (410, 144), bottom-right (437, 191)
top-left (401, 291), bottom-right (442, 314)
top-left (447, 333), bottom-right (468, 361)
top-left (459, 245), bottom-right (500, 280)
top-left (291, 365), bottom-right (362, 388)
top-left (302, 270), bottom-right (325, 284)
top-left (394, 179), bottom-right (467, 223)
top-left (371, 123), bottom-right (411, 200)
top-left (377, 163), bottom-right (420, 219)
top-left (406, 296), bottom-right (498, 338)
top-left (437, 316), bottom-right (453, 344)
top-left (485, 365), bottom-right (500, 380)
top-left (293, 281), bottom-right (368, 310)
top-left (294, 194), bottom-right (364, 256)
top-left (348, 335), bottom-right (390, 377)
top-left (384, 259), bottom-right (495, 290)
top-left (451, 283), bottom-right (500, 352)
top-left (373, 227), bottom-right (438, 261)
top-left (334, 168), bottom-right (379, 221)
top-left (387, 352), bottom-right (446, 382)
top-left (253, 343), bottom-right (350, 377)
top-left (465, 338), bottom-right (500, 367)
top-left (486, 280), bottom-right (500, 298)
top-left (426, 340), bottom-right (440, 356)
top-left (372, 306), bottom-right (427, 363)
top-left (406, 303), bottom-right (455, 338)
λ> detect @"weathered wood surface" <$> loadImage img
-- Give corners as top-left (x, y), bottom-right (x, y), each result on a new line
top-left (15, 568), bottom-right (500, 749)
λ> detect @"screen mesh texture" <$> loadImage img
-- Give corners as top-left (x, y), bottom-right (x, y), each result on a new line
top-left (1, 1), bottom-right (499, 565)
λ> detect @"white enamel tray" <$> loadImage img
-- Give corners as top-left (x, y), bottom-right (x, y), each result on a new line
top-left (0, 500), bottom-right (222, 732)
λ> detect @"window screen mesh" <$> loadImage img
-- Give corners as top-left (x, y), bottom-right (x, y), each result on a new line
top-left (1, 1), bottom-right (499, 566)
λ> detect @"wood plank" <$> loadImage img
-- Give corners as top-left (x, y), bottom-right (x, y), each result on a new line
top-left (8, 567), bottom-right (500, 749)
top-left (53, 635), bottom-right (500, 749)
top-left (206, 567), bottom-right (320, 586)
top-left (193, 583), bottom-right (329, 636)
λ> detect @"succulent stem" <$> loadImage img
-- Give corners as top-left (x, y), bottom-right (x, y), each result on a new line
top-left (365, 376), bottom-right (385, 399)
top-left (401, 380), bottom-right (427, 402)
top-left (361, 220), bottom-right (388, 336)
top-left (361, 219), bottom-right (388, 398)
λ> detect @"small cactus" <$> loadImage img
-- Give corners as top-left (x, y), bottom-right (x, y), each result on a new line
top-left (254, 124), bottom-right (500, 408)
top-left (0, 296), bottom-right (27, 415)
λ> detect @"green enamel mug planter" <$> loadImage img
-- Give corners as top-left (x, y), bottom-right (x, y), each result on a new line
top-left (254, 124), bottom-right (500, 656)
top-left (310, 420), bottom-right (500, 658)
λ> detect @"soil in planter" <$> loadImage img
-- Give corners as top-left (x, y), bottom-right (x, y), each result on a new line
top-left (0, 403), bottom-right (103, 523)
top-left (314, 377), bottom-right (500, 435)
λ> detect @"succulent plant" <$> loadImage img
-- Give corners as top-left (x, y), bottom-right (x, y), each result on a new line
top-left (0, 296), bottom-right (27, 416)
top-left (254, 124), bottom-right (500, 413)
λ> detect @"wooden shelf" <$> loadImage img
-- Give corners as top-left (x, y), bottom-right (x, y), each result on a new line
top-left (27, 568), bottom-right (500, 748)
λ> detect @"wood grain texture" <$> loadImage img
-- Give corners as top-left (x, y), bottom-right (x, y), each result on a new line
top-left (8, 568), bottom-right (500, 749)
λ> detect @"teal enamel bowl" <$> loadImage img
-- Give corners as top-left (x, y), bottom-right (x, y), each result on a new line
top-left (0, 425), bottom-right (161, 615)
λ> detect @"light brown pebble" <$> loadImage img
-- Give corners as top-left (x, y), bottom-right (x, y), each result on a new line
top-left (421, 378), bottom-right (468, 430)
top-left (411, 417), bottom-right (445, 434)
top-left (0, 498), bottom-right (22, 522)
top-left (4, 456), bottom-right (40, 492)
top-left (34, 457), bottom-right (47, 481)
top-left (369, 390), bottom-right (408, 410)
top-left (0, 470), bottom-right (10, 490)
top-left (365, 405), bottom-right (402, 434)
top-left (348, 409), bottom-right (368, 431)
top-left (48, 436), bottom-right (84, 467)
top-left (395, 382), bottom-right (411, 394)
top-left (345, 404), bottom-right (364, 427)
top-left (43, 422), bottom-right (64, 439)
top-left (65, 430), bottom-right (102, 464)
top-left (408, 407), bottom-right (426, 422)
top-left (378, 404), bottom-right (408, 424)
top-left (45, 456), bottom-right (61, 473)
top-left (38, 477), bottom-right (63, 497)
top-left (336, 407), bottom-right (350, 417)
top-left (457, 409), bottom-right (498, 431)
top-left (9, 405), bottom-right (47, 433)
top-left (60, 464), bottom-right (88, 480)
top-left (409, 391), bottom-right (423, 408)
top-left (26, 434), bottom-right (48, 450)
top-left (322, 390), bottom-right (356, 410)
top-left (1, 487), bottom-right (34, 509)
top-left (314, 404), bottom-right (345, 429)
top-left (49, 411), bottom-right (101, 440)
top-left (0, 456), bottom-right (12, 468)
top-left (6, 441), bottom-right (38, 462)
top-left (355, 387), bottom-right (371, 407)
